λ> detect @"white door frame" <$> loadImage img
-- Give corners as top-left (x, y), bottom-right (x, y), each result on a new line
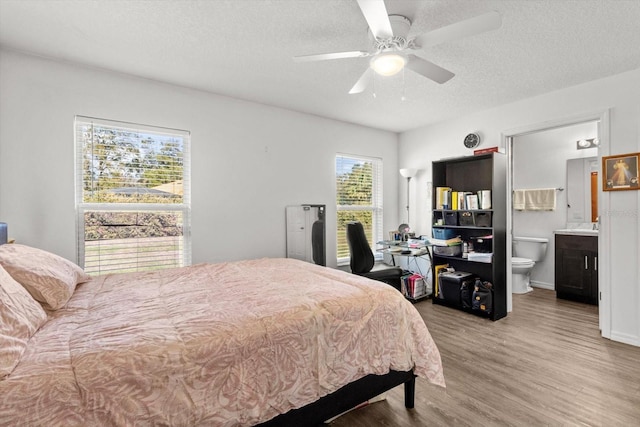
top-left (502, 109), bottom-right (610, 338)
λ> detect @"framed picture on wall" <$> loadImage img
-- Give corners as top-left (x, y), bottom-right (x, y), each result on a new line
top-left (602, 152), bottom-right (640, 191)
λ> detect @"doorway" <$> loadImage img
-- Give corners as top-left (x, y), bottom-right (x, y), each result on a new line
top-left (503, 110), bottom-right (610, 338)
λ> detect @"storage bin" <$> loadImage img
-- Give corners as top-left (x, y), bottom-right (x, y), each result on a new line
top-left (433, 244), bottom-right (462, 257)
top-left (458, 211), bottom-right (474, 226)
top-left (444, 211), bottom-right (458, 226)
top-left (438, 271), bottom-right (475, 307)
top-left (474, 211), bottom-right (492, 227)
top-left (432, 211), bottom-right (444, 226)
top-left (432, 228), bottom-right (457, 240)
top-left (470, 235), bottom-right (493, 253)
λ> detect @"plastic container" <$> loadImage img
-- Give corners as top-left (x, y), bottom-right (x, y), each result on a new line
top-left (432, 228), bottom-right (457, 240)
top-left (433, 245), bottom-right (462, 257)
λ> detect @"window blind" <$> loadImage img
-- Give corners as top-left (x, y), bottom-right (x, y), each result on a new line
top-left (336, 154), bottom-right (383, 264)
top-left (75, 116), bottom-right (191, 275)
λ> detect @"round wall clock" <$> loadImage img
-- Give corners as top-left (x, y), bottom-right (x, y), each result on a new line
top-left (464, 133), bottom-right (481, 149)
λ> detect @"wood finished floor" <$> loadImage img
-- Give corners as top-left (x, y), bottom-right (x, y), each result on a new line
top-left (329, 289), bottom-right (640, 426)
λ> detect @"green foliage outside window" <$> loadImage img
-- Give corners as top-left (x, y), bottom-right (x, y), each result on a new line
top-left (336, 160), bottom-right (376, 259)
top-left (76, 118), bottom-right (189, 275)
top-left (81, 124), bottom-right (183, 204)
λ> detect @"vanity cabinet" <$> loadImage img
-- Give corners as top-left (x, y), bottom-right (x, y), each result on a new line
top-left (431, 153), bottom-right (507, 320)
top-left (555, 234), bottom-right (598, 305)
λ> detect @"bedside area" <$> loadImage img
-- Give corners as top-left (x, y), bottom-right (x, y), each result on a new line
top-left (554, 229), bottom-right (598, 305)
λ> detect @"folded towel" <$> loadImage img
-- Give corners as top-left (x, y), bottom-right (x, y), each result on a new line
top-left (524, 188), bottom-right (556, 211)
top-left (513, 189), bottom-right (526, 210)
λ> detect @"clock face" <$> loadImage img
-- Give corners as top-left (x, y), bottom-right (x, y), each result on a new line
top-left (464, 133), bottom-right (480, 149)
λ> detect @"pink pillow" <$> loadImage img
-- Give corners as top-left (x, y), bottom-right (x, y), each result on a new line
top-left (0, 244), bottom-right (91, 310)
top-left (0, 264), bottom-right (47, 378)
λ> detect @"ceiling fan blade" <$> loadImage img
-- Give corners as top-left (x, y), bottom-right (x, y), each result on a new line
top-left (356, 0), bottom-right (393, 39)
top-left (349, 68), bottom-right (373, 94)
top-left (406, 55), bottom-right (455, 84)
top-left (293, 50), bottom-right (370, 63)
top-left (414, 11), bottom-right (502, 49)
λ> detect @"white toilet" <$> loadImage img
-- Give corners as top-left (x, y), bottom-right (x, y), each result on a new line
top-left (512, 236), bottom-right (549, 294)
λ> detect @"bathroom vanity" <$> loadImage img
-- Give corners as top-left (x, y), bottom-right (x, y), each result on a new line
top-left (554, 230), bottom-right (598, 305)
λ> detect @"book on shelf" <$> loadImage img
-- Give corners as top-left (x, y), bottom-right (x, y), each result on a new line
top-left (465, 194), bottom-right (479, 210)
top-left (435, 186), bottom-right (451, 209)
top-left (478, 190), bottom-right (492, 209)
top-left (458, 192), bottom-right (467, 210)
top-left (437, 188), bottom-right (491, 210)
top-left (429, 236), bottom-right (463, 246)
top-left (473, 146), bottom-right (503, 155)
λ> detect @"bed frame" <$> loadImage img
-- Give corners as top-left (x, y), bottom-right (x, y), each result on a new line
top-left (257, 370), bottom-right (416, 426)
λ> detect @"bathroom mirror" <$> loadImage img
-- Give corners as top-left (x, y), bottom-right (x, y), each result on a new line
top-left (566, 157), bottom-right (598, 223)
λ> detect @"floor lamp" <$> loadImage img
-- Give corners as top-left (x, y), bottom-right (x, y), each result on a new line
top-left (399, 168), bottom-right (418, 226)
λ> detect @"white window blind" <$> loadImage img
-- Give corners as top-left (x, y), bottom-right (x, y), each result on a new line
top-left (75, 116), bottom-right (191, 275)
top-left (336, 154), bottom-right (383, 264)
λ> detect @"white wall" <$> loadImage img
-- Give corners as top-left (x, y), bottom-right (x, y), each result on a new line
top-left (0, 49), bottom-right (399, 269)
top-left (512, 122), bottom-right (598, 288)
top-left (399, 68), bottom-right (640, 346)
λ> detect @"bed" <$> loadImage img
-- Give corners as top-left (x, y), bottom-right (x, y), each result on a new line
top-left (0, 243), bottom-right (444, 426)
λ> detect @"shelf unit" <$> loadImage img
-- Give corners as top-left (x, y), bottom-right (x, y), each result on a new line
top-left (431, 153), bottom-right (507, 320)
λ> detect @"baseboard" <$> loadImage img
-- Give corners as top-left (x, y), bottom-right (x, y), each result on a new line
top-left (609, 331), bottom-right (640, 347)
top-left (531, 281), bottom-right (554, 291)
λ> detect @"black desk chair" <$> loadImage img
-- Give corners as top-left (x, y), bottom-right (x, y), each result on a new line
top-left (311, 219), bottom-right (326, 266)
top-left (346, 221), bottom-right (402, 291)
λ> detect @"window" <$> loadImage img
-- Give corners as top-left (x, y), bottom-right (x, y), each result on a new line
top-left (75, 116), bottom-right (191, 275)
top-left (336, 154), bottom-right (383, 264)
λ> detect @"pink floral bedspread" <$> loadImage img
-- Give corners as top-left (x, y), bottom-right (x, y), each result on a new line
top-left (0, 258), bottom-right (444, 426)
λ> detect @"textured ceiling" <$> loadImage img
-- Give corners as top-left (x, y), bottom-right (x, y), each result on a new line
top-left (1, 0), bottom-right (639, 133)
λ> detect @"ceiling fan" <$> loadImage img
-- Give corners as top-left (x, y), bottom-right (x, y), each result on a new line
top-left (293, 0), bottom-right (502, 94)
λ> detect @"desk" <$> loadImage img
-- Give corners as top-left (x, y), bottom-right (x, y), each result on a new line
top-left (377, 240), bottom-right (433, 300)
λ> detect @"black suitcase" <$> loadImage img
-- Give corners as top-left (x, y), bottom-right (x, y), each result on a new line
top-left (438, 271), bottom-right (475, 308)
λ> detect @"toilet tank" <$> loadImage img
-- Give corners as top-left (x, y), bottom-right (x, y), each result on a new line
top-left (513, 236), bottom-right (549, 262)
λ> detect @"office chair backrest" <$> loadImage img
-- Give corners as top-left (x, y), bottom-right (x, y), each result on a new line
top-left (0, 223), bottom-right (7, 245)
top-left (311, 220), bottom-right (325, 266)
top-left (346, 221), bottom-right (374, 274)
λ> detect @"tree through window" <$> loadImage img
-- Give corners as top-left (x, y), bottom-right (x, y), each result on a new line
top-left (336, 154), bottom-right (383, 263)
top-left (75, 116), bottom-right (191, 275)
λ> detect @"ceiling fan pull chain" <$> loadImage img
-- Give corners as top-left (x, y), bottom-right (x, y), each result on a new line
top-left (401, 67), bottom-right (406, 101)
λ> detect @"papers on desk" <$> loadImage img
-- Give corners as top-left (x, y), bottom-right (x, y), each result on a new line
top-left (378, 246), bottom-right (429, 256)
top-left (428, 236), bottom-right (463, 247)
top-left (378, 240), bottom-right (403, 246)
top-left (410, 248), bottom-right (430, 256)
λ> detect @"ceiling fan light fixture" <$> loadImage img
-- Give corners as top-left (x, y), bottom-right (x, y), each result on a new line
top-left (370, 52), bottom-right (406, 76)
